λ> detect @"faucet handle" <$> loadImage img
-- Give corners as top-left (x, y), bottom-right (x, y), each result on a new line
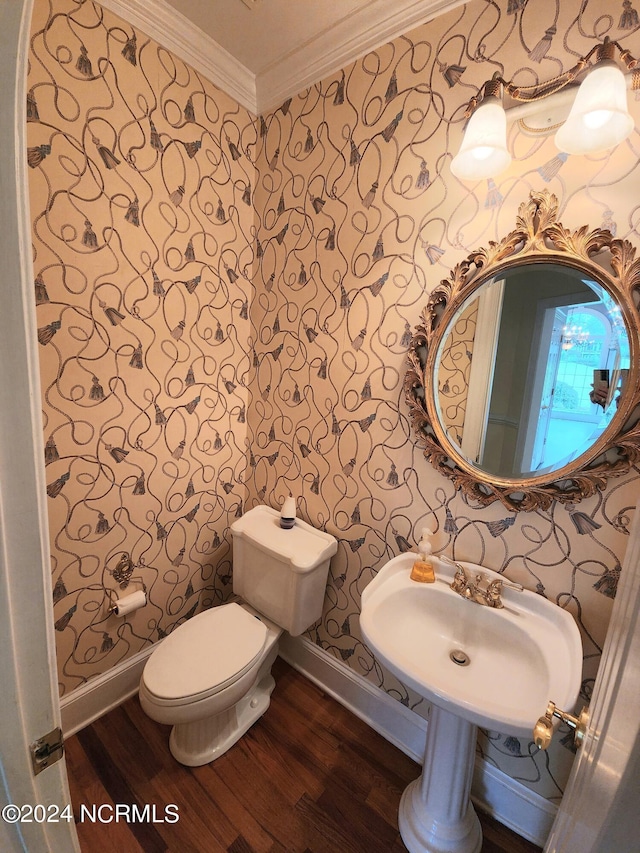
top-left (441, 555), bottom-right (470, 579)
top-left (450, 562), bottom-right (471, 594)
top-left (482, 577), bottom-right (505, 608)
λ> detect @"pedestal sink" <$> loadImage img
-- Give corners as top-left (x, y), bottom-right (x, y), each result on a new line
top-left (360, 552), bottom-right (582, 853)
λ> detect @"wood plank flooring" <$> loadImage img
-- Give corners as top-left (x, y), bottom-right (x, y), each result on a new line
top-left (65, 658), bottom-right (542, 853)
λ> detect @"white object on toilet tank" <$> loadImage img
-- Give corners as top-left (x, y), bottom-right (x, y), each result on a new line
top-left (231, 504), bottom-right (337, 636)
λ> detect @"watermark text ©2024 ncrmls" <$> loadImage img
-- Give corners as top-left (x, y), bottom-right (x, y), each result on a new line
top-left (1, 803), bottom-right (179, 824)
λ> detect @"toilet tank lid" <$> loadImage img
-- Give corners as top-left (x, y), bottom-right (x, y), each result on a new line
top-left (231, 505), bottom-right (337, 572)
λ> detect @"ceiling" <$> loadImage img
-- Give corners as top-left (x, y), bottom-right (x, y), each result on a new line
top-left (107, 0), bottom-right (463, 113)
top-left (161, 0), bottom-right (378, 77)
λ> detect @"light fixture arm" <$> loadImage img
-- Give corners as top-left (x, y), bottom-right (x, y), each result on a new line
top-left (462, 38), bottom-right (637, 114)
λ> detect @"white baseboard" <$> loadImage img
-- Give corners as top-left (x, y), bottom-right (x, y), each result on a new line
top-left (279, 634), bottom-right (556, 848)
top-left (472, 758), bottom-right (557, 847)
top-left (279, 633), bottom-right (429, 763)
top-left (59, 644), bottom-right (155, 738)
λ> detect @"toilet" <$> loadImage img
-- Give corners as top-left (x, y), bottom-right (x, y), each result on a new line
top-left (139, 504), bottom-right (337, 766)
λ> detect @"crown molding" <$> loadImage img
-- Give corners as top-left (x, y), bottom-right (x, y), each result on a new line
top-left (256, 0), bottom-right (466, 112)
top-left (97, 0), bottom-right (258, 114)
top-left (97, 0), bottom-right (464, 116)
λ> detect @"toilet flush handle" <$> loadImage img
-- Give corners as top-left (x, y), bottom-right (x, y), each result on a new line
top-left (533, 700), bottom-right (589, 750)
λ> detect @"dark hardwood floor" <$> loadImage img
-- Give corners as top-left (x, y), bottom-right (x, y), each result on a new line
top-left (65, 658), bottom-right (542, 853)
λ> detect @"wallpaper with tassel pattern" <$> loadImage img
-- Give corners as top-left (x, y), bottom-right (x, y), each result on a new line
top-left (28, 0), bottom-right (640, 801)
top-left (28, 0), bottom-right (256, 687)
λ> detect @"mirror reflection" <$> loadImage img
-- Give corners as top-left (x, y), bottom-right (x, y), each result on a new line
top-left (435, 264), bottom-right (630, 479)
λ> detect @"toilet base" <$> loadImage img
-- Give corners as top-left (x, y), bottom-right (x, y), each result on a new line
top-left (167, 645), bottom-right (278, 766)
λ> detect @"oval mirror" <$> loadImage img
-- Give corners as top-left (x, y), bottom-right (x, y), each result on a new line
top-left (406, 191), bottom-right (640, 511)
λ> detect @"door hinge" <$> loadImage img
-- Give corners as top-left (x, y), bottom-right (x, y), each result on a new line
top-left (30, 727), bottom-right (64, 776)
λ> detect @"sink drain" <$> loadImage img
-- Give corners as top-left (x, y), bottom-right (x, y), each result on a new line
top-left (450, 649), bottom-right (470, 666)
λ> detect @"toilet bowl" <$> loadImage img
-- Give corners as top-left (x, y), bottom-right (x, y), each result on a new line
top-left (139, 504), bottom-right (337, 766)
top-left (139, 601), bottom-right (281, 765)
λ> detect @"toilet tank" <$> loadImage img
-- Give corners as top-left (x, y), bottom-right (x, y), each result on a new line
top-left (231, 505), bottom-right (337, 636)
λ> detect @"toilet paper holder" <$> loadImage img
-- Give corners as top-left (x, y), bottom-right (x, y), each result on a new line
top-left (106, 552), bottom-right (147, 616)
top-left (112, 551), bottom-right (135, 587)
top-left (106, 585), bottom-right (148, 617)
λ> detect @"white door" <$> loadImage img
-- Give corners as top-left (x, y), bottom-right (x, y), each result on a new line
top-left (0, 1), bottom-right (79, 850)
top-left (529, 311), bottom-right (562, 471)
top-left (544, 498), bottom-right (640, 852)
top-left (460, 278), bottom-right (504, 464)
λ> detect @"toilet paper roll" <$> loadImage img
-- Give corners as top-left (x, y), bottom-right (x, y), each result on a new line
top-left (112, 589), bottom-right (147, 616)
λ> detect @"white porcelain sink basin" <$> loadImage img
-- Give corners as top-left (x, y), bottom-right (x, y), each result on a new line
top-left (361, 552), bottom-right (582, 737)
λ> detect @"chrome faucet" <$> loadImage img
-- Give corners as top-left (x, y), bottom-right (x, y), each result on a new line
top-left (449, 563), bottom-right (522, 608)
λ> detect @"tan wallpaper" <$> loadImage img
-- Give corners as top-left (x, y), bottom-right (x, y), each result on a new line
top-left (246, 0), bottom-right (640, 802)
top-left (28, 0), bottom-right (640, 803)
top-left (28, 0), bottom-right (256, 690)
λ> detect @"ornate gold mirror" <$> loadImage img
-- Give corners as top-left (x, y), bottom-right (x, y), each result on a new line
top-left (405, 190), bottom-right (640, 511)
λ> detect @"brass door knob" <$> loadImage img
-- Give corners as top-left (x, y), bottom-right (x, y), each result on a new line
top-left (533, 713), bottom-right (554, 750)
top-left (533, 701), bottom-right (589, 750)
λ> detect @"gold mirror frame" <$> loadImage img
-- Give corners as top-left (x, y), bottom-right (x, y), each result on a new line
top-left (405, 190), bottom-right (640, 511)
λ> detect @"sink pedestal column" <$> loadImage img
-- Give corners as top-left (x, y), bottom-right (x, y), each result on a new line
top-left (399, 703), bottom-right (482, 853)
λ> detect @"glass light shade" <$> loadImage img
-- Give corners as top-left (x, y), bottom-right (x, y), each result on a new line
top-left (450, 96), bottom-right (511, 181)
top-left (554, 61), bottom-right (634, 154)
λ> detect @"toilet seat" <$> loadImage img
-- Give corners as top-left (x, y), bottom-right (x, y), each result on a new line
top-left (142, 602), bottom-right (268, 705)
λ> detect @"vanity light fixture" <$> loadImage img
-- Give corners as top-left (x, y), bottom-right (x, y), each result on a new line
top-left (450, 37), bottom-right (638, 181)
